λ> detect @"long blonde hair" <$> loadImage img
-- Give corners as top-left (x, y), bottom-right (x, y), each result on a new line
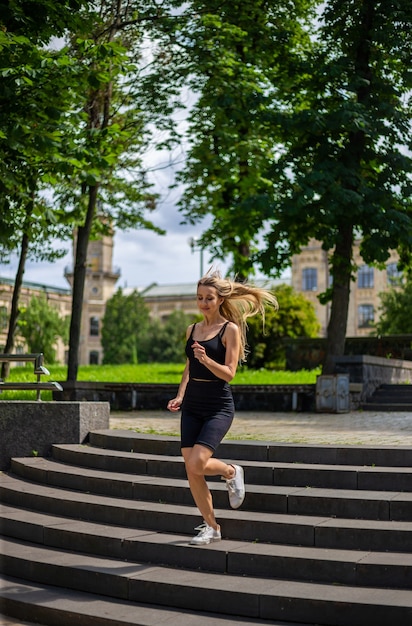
top-left (198, 270), bottom-right (278, 362)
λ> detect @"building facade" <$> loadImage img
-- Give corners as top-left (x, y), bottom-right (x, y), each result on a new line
top-left (291, 239), bottom-right (401, 338)
top-left (0, 278), bottom-right (71, 363)
top-left (1, 233), bottom-right (120, 366)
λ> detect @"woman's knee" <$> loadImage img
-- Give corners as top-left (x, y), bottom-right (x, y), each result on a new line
top-left (185, 455), bottom-right (205, 477)
top-left (183, 447), bottom-right (212, 477)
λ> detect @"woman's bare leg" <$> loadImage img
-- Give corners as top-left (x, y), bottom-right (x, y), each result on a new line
top-left (182, 444), bottom-right (235, 529)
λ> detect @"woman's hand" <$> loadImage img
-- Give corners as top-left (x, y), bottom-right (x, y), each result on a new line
top-left (167, 397), bottom-right (182, 412)
top-left (192, 341), bottom-right (207, 363)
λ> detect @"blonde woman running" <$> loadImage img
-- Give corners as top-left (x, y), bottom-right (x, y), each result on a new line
top-left (167, 270), bottom-right (278, 545)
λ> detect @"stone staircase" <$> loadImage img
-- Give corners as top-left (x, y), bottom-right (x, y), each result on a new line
top-left (1, 429), bottom-right (412, 626)
top-left (362, 383), bottom-right (412, 411)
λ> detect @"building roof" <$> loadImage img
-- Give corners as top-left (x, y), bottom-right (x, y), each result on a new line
top-left (0, 276), bottom-right (71, 296)
top-left (125, 277), bottom-right (288, 299)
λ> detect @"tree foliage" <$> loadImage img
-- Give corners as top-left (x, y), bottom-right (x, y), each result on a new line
top-left (375, 280), bottom-right (412, 335)
top-left (164, 0), bottom-right (412, 373)
top-left (169, 0), bottom-right (316, 279)
top-left (63, 0), bottom-right (169, 381)
top-left (0, 0), bottom-right (90, 374)
top-left (101, 288), bottom-right (150, 364)
top-left (17, 294), bottom-right (69, 363)
top-left (260, 0), bottom-right (412, 372)
top-left (246, 284), bottom-right (320, 369)
top-left (102, 291), bottom-right (194, 365)
top-left (139, 310), bottom-right (195, 363)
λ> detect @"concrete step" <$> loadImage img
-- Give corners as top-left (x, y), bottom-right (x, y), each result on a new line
top-left (2, 539), bottom-right (412, 626)
top-left (9, 456), bottom-right (412, 521)
top-left (2, 431), bottom-right (412, 626)
top-left (1, 473), bottom-right (412, 552)
top-left (374, 384), bottom-right (412, 397)
top-left (361, 402), bottom-right (412, 411)
top-left (1, 575), bottom-right (307, 626)
top-left (2, 503), bottom-right (412, 589)
top-left (362, 384), bottom-right (412, 411)
top-left (91, 430), bottom-right (412, 466)
top-left (52, 443), bottom-right (412, 491)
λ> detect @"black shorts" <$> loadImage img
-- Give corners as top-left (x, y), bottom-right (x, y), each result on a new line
top-left (180, 379), bottom-right (235, 452)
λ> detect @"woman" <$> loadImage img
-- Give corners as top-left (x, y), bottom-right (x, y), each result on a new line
top-left (167, 270), bottom-right (278, 545)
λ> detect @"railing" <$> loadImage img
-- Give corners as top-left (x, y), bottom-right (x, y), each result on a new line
top-left (0, 353), bottom-right (63, 401)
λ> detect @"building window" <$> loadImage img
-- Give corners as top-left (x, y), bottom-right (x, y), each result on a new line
top-left (89, 351), bottom-right (99, 365)
top-left (358, 265), bottom-right (374, 289)
top-left (90, 316), bottom-right (99, 336)
top-left (387, 262), bottom-right (402, 286)
top-left (358, 304), bottom-right (374, 328)
top-left (302, 268), bottom-right (318, 291)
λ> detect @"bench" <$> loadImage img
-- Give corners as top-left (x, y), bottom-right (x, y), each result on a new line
top-left (0, 353), bottom-right (63, 401)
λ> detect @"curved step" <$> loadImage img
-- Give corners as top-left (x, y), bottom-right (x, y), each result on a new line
top-left (2, 503), bottom-right (412, 589)
top-left (10, 456), bottom-right (412, 521)
top-left (52, 443), bottom-right (412, 491)
top-left (1, 473), bottom-right (412, 552)
top-left (90, 430), bottom-right (412, 467)
top-left (1, 574), bottom-right (294, 626)
top-left (2, 539), bottom-right (412, 625)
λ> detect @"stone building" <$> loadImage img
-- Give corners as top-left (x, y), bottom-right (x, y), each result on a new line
top-left (0, 233), bottom-right (120, 366)
top-left (291, 239), bottom-right (401, 337)
top-left (0, 277), bottom-right (71, 364)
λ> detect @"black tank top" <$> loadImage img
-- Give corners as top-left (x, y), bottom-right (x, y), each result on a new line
top-left (186, 322), bottom-right (229, 380)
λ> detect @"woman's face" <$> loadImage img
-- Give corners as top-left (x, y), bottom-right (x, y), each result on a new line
top-left (196, 285), bottom-right (223, 315)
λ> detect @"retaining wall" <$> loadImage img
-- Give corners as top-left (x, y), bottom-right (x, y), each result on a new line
top-left (0, 401), bottom-right (109, 470)
top-left (334, 355), bottom-right (412, 401)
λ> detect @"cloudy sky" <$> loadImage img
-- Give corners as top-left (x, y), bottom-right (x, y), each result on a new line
top-left (0, 158), bottom-right (271, 291)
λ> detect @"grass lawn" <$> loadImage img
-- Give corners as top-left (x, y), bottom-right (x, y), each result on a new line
top-left (2, 363), bottom-right (320, 401)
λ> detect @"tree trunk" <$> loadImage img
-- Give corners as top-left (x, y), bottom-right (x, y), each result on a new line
top-left (1, 230), bottom-right (30, 379)
top-left (66, 185), bottom-right (98, 381)
top-left (322, 224), bottom-right (354, 375)
top-left (322, 3), bottom-right (373, 375)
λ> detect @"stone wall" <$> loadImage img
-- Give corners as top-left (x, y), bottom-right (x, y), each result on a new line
top-left (0, 401), bottom-right (109, 470)
top-left (285, 335), bottom-right (412, 371)
top-left (54, 381), bottom-right (317, 413)
top-left (334, 355), bottom-right (412, 401)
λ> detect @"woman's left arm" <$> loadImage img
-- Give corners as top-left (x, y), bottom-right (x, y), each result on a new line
top-left (191, 322), bottom-right (240, 382)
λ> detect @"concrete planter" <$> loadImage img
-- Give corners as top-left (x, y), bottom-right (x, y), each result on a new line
top-left (0, 401), bottom-right (109, 470)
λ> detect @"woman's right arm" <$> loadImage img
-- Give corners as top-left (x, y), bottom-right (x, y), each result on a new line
top-left (167, 324), bottom-right (192, 412)
top-left (167, 359), bottom-right (189, 412)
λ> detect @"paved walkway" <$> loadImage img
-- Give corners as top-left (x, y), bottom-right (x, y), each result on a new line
top-left (3, 407), bottom-right (412, 626)
top-left (110, 408), bottom-right (412, 446)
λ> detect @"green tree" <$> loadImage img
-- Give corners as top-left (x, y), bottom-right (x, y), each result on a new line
top-left (259, 0), bottom-right (412, 373)
top-left (0, 1), bottom-right (91, 376)
top-left (17, 294), bottom-right (69, 364)
top-left (139, 310), bottom-right (194, 363)
top-left (0, 0), bottom-right (90, 42)
top-left (246, 284), bottom-right (320, 369)
top-left (62, 1), bottom-right (167, 381)
top-left (163, 0), bottom-right (412, 375)
top-left (375, 280), bottom-right (412, 335)
top-left (172, 0), bottom-right (315, 279)
top-left (101, 288), bottom-right (150, 364)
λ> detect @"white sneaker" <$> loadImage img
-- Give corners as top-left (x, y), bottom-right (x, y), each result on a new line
top-left (190, 522), bottom-right (221, 545)
top-left (225, 464), bottom-right (245, 509)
